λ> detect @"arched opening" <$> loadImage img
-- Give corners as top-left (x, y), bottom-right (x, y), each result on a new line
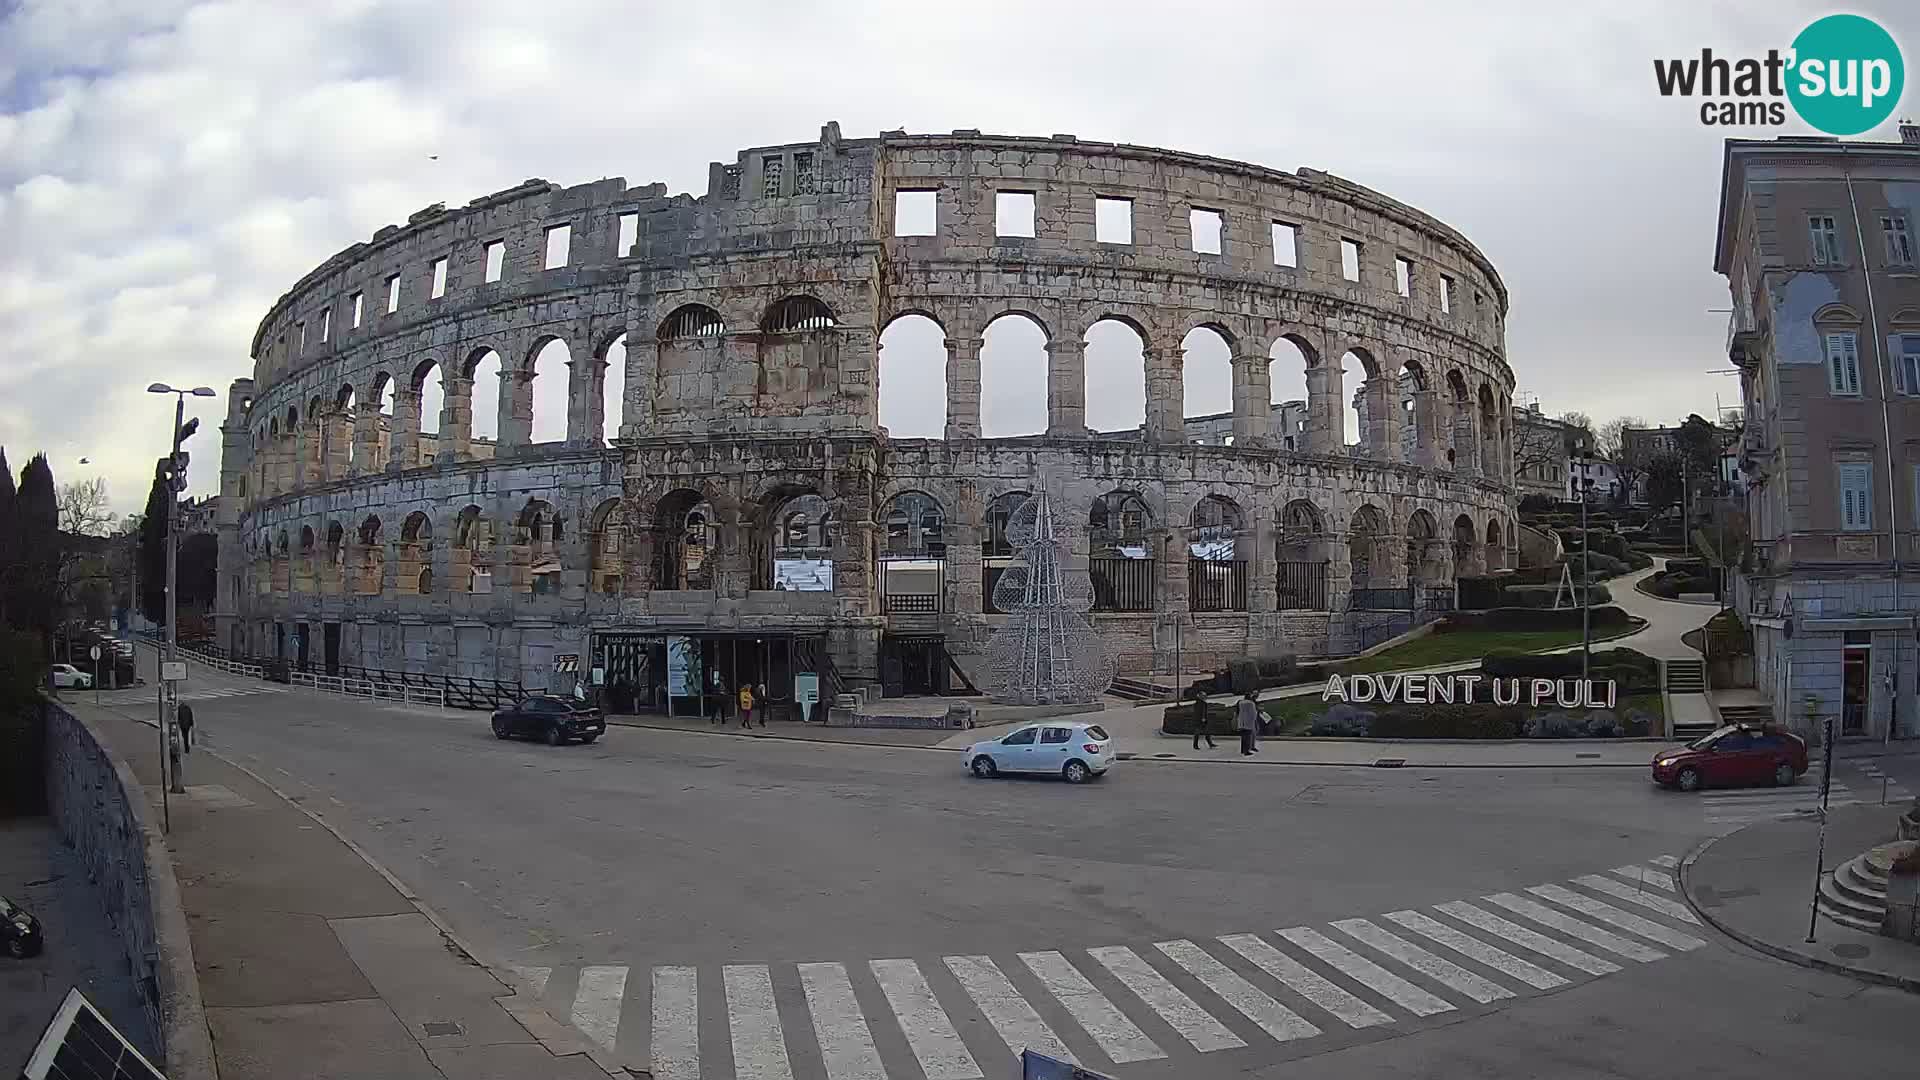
top-left (399, 511), bottom-right (432, 595)
top-left (414, 361), bottom-right (445, 467)
top-left (1452, 513), bottom-right (1480, 578)
top-left (879, 490), bottom-right (946, 614)
top-left (653, 489), bottom-right (715, 592)
top-left (657, 304), bottom-right (727, 420)
top-left (1348, 505), bottom-right (1395, 608)
top-left (467, 348), bottom-right (504, 445)
top-left (878, 314), bottom-right (946, 439)
top-left (1398, 360), bottom-right (1429, 463)
top-left (368, 372), bottom-right (392, 472)
top-left (1089, 490), bottom-right (1154, 612)
top-left (1268, 336), bottom-right (1315, 452)
top-left (530, 338), bottom-right (570, 444)
top-left (660, 303), bottom-right (724, 340)
top-left (1085, 317), bottom-right (1146, 436)
top-left (1406, 509), bottom-right (1442, 586)
top-left (1339, 349), bottom-right (1375, 450)
top-left (355, 515), bottom-right (384, 596)
top-left (454, 505), bottom-right (494, 593)
top-left (334, 385), bottom-right (358, 472)
top-left (601, 333), bottom-right (627, 442)
top-left (767, 492), bottom-right (834, 591)
top-left (1276, 500), bottom-right (1330, 609)
top-left (517, 499), bottom-right (561, 596)
top-left (980, 313), bottom-right (1049, 437)
top-left (982, 490), bottom-right (1031, 615)
top-left (297, 525), bottom-right (316, 592)
top-left (324, 521), bottom-right (345, 592)
top-left (271, 529), bottom-right (290, 593)
top-left (1188, 494), bottom-right (1246, 611)
top-left (1485, 517), bottom-right (1505, 573)
top-left (1446, 370), bottom-right (1471, 472)
top-left (1477, 384), bottom-right (1499, 477)
top-left (761, 295), bottom-right (836, 333)
top-left (1181, 326), bottom-right (1234, 439)
top-left (589, 499), bottom-right (627, 596)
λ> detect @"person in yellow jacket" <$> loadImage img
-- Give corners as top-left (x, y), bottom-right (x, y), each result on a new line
top-left (738, 683), bottom-right (755, 729)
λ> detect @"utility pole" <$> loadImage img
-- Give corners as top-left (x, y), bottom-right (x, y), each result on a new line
top-left (149, 382), bottom-right (214, 797)
top-left (1579, 452), bottom-right (1592, 684)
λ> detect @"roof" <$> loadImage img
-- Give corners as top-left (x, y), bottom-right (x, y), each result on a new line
top-left (1715, 133), bottom-right (1920, 274)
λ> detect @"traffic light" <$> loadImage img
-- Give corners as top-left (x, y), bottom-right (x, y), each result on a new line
top-left (177, 417), bottom-right (200, 445)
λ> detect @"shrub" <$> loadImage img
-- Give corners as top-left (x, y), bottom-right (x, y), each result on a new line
top-left (1570, 552), bottom-right (1628, 580)
top-left (1518, 493), bottom-right (1557, 514)
top-left (1225, 654), bottom-right (1299, 694)
top-left (1501, 583), bottom-right (1612, 609)
top-left (1444, 606), bottom-right (1634, 633)
top-left (1161, 701), bottom-right (1241, 736)
top-left (0, 628), bottom-right (49, 816)
top-left (1370, 704), bottom-right (1523, 739)
top-left (1310, 704), bottom-right (1374, 737)
top-left (1526, 710), bottom-right (1586, 738)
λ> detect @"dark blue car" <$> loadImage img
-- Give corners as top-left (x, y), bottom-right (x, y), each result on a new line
top-left (3, 895), bottom-right (43, 958)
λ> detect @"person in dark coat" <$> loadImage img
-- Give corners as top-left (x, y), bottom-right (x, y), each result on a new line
top-left (1235, 690), bottom-right (1260, 756)
top-left (176, 701), bottom-right (195, 753)
top-left (1188, 687), bottom-right (1215, 750)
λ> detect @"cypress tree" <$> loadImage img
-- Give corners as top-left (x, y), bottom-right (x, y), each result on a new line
top-left (138, 458), bottom-right (172, 626)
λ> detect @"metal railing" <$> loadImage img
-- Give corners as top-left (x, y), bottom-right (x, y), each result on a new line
top-left (1187, 559), bottom-right (1248, 612)
top-left (146, 637), bottom-right (265, 679)
top-left (1349, 586), bottom-right (1413, 611)
top-left (1091, 557), bottom-right (1155, 612)
top-left (1275, 561), bottom-right (1329, 611)
top-left (882, 592), bottom-right (940, 614)
top-left (288, 669), bottom-right (447, 707)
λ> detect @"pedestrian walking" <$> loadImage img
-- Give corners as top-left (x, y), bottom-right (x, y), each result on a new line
top-left (756, 683), bottom-right (769, 728)
top-left (1188, 687), bottom-right (1215, 750)
top-left (1235, 690), bottom-right (1260, 756)
top-left (712, 674), bottom-right (728, 726)
top-left (176, 701), bottom-right (195, 753)
top-left (738, 683), bottom-right (756, 729)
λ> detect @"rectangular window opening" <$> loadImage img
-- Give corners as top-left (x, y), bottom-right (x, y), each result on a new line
top-left (996, 191), bottom-right (1036, 237)
top-left (1190, 208), bottom-right (1223, 255)
top-left (894, 190), bottom-right (937, 236)
top-left (484, 240), bottom-right (505, 283)
top-left (319, 307), bottom-right (330, 343)
top-left (350, 292), bottom-right (363, 328)
top-left (761, 155), bottom-right (784, 198)
top-left (1810, 215), bottom-right (1842, 266)
top-left (1095, 197), bottom-right (1133, 244)
top-left (1826, 331), bottom-right (1861, 396)
top-left (1902, 334), bottom-right (1920, 396)
top-left (617, 212), bottom-right (639, 256)
top-left (1883, 214), bottom-right (1914, 265)
top-left (386, 274), bottom-right (400, 313)
top-left (1271, 221), bottom-right (1298, 267)
top-left (1440, 275), bottom-right (1454, 314)
top-left (430, 258), bottom-right (448, 299)
top-left (296, 321), bottom-right (306, 351)
top-left (543, 224), bottom-right (571, 269)
top-left (1394, 256), bottom-right (1413, 297)
top-left (1839, 461), bottom-right (1873, 531)
top-left (1340, 239), bottom-right (1361, 282)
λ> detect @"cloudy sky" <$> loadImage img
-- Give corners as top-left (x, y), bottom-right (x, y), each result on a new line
top-left (2, 0), bottom-right (1914, 514)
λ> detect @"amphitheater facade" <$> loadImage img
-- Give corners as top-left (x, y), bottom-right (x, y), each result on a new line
top-left (216, 123), bottom-right (1518, 707)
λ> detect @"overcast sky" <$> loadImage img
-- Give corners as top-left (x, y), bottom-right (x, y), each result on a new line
top-left (3, 0), bottom-right (1914, 514)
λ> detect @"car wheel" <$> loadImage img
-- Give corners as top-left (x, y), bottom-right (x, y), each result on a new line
top-left (4, 937), bottom-right (24, 959)
top-left (580, 734), bottom-right (599, 744)
top-left (545, 725), bottom-right (566, 747)
top-left (491, 718), bottom-right (510, 740)
top-left (1773, 761), bottom-right (1796, 786)
top-left (1063, 759), bottom-right (1091, 784)
top-left (971, 756), bottom-right (997, 778)
top-left (1677, 766), bottom-right (1702, 792)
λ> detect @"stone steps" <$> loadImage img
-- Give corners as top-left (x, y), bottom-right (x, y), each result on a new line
top-left (1817, 850), bottom-right (1892, 933)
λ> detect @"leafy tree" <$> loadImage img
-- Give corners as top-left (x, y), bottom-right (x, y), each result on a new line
top-left (0, 447), bottom-right (13, 626)
top-left (1673, 413), bottom-right (1722, 494)
top-left (178, 533), bottom-right (219, 610)
top-left (137, 458), bottom-right (173, 626)
top-left (1644, 451), bottom-right (1686, 513)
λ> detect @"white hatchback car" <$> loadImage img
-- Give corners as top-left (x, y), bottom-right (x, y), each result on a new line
top-left (50, 663), bottom-right (93, 689)
top-left (966, 722), bottom-right (1114, 783)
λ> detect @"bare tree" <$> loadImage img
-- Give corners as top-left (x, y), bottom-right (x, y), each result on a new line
top-left (1596, 416), bottom-right (1641, 461)
top-left (59, 477), bottom-right (117, 537)
top-left (1512, 417), bottom-right (1570, 490)
top-left (1599, 416), bottom-right (1648, 504)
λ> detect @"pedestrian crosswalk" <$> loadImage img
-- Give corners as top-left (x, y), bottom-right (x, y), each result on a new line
top-left (508, 857), bottom-right (1708, 1078)
top-left (1698, 768), bottom-right (1913, 831)
top-left (101, 684), bottom-right (286, 704)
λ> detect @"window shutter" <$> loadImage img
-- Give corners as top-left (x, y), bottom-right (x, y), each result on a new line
top-left (1839, 463), bottom-right (1872, 530)
top-left (1810, 218), bottom-right (1824, 263)
top-left (1895, 337), bottom-right (1908, 395)
top-left (1845, 336), bottom-right (1861, 396)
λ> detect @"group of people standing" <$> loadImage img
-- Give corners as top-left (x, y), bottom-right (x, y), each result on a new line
top-left (1187, 686), bottom-right (1263, 756)
top-left (710, 677), bottom-right (771, 729)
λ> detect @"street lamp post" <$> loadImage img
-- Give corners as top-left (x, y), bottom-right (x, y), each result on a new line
top-left (1579, 452), bottom-right (1593, 684)
top-left (148, 383), bottom-right (216, 802)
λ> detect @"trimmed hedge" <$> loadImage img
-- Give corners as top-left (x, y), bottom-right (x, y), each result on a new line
top-left (1442, 605), bottom-right (1634, 633)
top-left (1480, 646), bottom-right (1660, 692)
top-left (1501, 583), bottom-right (1613, 608)
top-left (1307, 702), bottom-right (1656, 739)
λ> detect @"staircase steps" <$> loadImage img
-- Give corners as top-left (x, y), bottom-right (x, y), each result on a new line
top-left (1110, 675), bottom-right (1178, 702)
top-left (1665, 658), bottom-right (1707, 694)
top-left (1817, 849), bottom-right (1891, 933)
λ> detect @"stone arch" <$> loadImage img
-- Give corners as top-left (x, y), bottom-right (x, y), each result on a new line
top-left (588, 498), bottom-right (628, 597)
top-left (355, 514), bottom-right (384, 596)
top-left (1267, 333), bottom-right (1318, 452)
top-left (1812, 303), bottom-right (1863, 326)
top-left (1274, 498), bottom-right (1329, 609)
top-left (1446, 369), bottom-right (1472, 470)
top-left (598, 331), bottom-right (628, 443)
top-left (452, 504), bottom-right (494, 593)
top-left (513, 499), bottom-right (562, 596)
top-left (881, 490), bottom-right (947, 558)
top-left (878, 313), bottom-right (947, 439)
top-left (1089, 488), bottom-right (1154, 612)
top-left (1406, 508), bottom-right (1444, 585)
top-left (981, 311), bottom-right (1051, 438)
top-left (653, 488), bottom-right (717, 592)
top-left (1085, 316), bottom-right (1147, 436)
top-left (399, 511), bottom-right (433, 595)
top-left (526, 335), bottom-right (571, 444)
top-left (1180, 325), bottom-right (1234, 432)
top-left (1188, 493), bottom-right (1246, 612)
top-left (660, 303), bottom-right (726, 340)
top-left (464, 346), bottom-right (505, 442)
top-left (1452, 513), bottom-right (1480, 577)
top-left (768, 490), bottom-right (834, 591)
top-left (1348, 503), bottom-right (1389, 590)
top-left (983, 490), bottom-right (1031, 559)
top-left (1485, 516), bottom-right (1505, 572)
top-left (761, 294), bottom-right (837, 333)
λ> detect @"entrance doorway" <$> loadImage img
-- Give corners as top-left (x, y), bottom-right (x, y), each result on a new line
top-left (296, 623), bottom-right (310, 671)
top-left (1842, 631), bottom-right (1871, 736)
top-left (324, 623), bottom-right (341, 675)
top-left (881, 636), bottom-right (948, 697)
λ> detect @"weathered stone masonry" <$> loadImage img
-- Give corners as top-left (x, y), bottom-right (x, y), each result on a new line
top-left (218, 124), bottom-right (1518, 690)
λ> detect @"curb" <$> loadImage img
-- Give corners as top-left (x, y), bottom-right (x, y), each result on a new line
top-left (1677, 825), bottom-right (1920, 995)
top-left (205, 748), bottom-right (627, 1076)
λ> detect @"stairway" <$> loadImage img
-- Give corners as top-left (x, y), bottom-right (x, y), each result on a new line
top-left (1665, 658), bottom-right (1706, 693)
top-left (1717, 704), bottom-right (1773, 726)
top-left (1110, 675), bottom-right (1179, 702)
top-left (1818, 846), bottom-right (1893, 933)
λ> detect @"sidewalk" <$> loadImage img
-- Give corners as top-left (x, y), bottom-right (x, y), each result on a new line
top-left (1681, 802), bottom-right (1920, 993)
top-left (72, 698), bottom-right (614, 1080)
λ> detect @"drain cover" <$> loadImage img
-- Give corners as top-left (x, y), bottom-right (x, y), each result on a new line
top-left (1372, 758), bottom-right (1406, 769)
top-left (1831, 943), bottom-right (1871, 960)
top-left (422, 1021), bottom-right (463, 1037)
top-left (1575, 752), bottom-right (1601, 759)
top-left (1153, 753), bottom-right (1176, 759)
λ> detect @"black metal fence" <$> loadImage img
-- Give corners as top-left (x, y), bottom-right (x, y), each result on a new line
top-left (1275, 561), bottom-right (1329, 611)
top-left (1091, 557), bottom-right (1156, 612)
top-left (882, 592), bottom-right (940, 614)
top-left (1349, 586), bottom-right (1413, 611)
top-left (333, 665), bottom-right (526, 711)
top-left (1418, 586), bottom-right (1457, 613)
top-left (1187, 559), bottom-right (1248, 612)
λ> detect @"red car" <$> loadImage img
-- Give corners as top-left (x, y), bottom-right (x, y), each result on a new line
top-left (1652, 723), bottom-right (1808, 791)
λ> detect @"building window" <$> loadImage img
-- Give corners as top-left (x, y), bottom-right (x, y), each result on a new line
top-left (350, 292), bottom-right (363, 328)
top-left (1825, 331), bottom-right (1861, 396)
top-left (996, 191), bottom-right (1035, 237)
top-left (617, 212), bottom-right (639, 256)
top-left (761, 155), bottom-right (784, 197)
top-left (1439, 275), bottom-right (1453, 314)
top-left (793, 153), bottom-right (816, 195)
top-left (1899, 334), bottom-right (1920, 395)
top-left (1912, 464), bottom-right (1920, 528)
top-left (1839, 461), bottom-right (1873, 531)
top-left (1884, 215), bottom-right (1915, 266)
top-left (1394, 256), bottom-right (1413, 297)
top-left (297, 321), bottom-right (306, 351)
top-left (319, 307), bottom-right (330, 343)
top-left (430, 258), bottom-right (448, 299)
top-left (386, 274), bottom-right (400, 313)
top-left (1095, 197), bottom-right (1133, 244)
top-left (1272, 222), bottom-right (1298, 267)
top-left (1810, 215), bottom-right (1843, 265)
top-left (484, 240), bottom-right (505, 282)
top-left (543, 224), bottom-right (570, 269)
top-left (894, 190), bottom-right (936, 236)
top-left (1190, 208), bottom-right (1223, 255)
top-left (1340, 239), bottom-right (1361, 281)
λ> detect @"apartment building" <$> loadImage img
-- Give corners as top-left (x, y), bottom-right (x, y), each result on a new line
top-left (1511, 403), bottom-right (1595, 501)
top-left (1720, 125), bottom-right (1920, 743)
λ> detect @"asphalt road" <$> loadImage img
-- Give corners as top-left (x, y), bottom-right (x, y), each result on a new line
top-left (94, 658), bottom-right (1920, 1079)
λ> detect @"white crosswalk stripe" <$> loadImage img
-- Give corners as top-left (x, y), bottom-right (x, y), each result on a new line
top-left (1571, 874), bottom-right (1701, 924)
top-left (1526, 885), bottom-right (1707, 952)
top-left (524, 854), bottom-right (1714, 1077)
top-left (725, 964), bottom-right (795, 1080)
top-left (1649, 854), bottom-right (1679, 868)
top-left (798, 963), bottom-right (885, 1080)
top-left (1608, 865), bottom-right (1674, 892)
top-left (1381, 910), bottom-right (1569, 990)
top-left (868, 959), bottom-right (980, 1080)
top-left (1701, 783), bottom-right (1855, 826)
top-left (1432, 901), bottom-right (1621, 976)
top-left (1155, 939), bottom-right (1321, 1043)
top-left (1019, 951), bottom-right (1164, 1063)
top-left (946, 955), bottom-right (1076, 1065)
top-left (1086, 946), bottom-right (1245, 1051)
top-left (1217, 933), bottom-right (1393, 1029)
top-left (1278, 926), bottom-right (1454, 1017)
top-left (1482, 893), bottom-right (1668, 962)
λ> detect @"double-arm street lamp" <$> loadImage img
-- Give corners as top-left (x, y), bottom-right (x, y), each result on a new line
top-left (1577, 450), bottom-right (1595, 683)
top-left (148, 383), bottom-right (216, 804)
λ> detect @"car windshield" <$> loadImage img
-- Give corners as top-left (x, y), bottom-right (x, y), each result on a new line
top-left (1687, 725), bottom-right (1739, 751)
top-left (1084, 725), bottom-right (1110, 741)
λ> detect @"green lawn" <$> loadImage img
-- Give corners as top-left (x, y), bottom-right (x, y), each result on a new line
top-left (1336, 629), bottom-right (1592, 675)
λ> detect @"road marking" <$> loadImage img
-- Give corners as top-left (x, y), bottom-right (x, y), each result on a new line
top-left (570, 965), bottom-right (627, 1052)
top-left (1608, 865), bottom-right (1674, 891)
top-left (1649, 855), bottom-right (1679, 868)
top-left (1527, 885), bottom-right (1707, 951)
top-left (1329, 918), bottom-right (1514, 1004)
top-left (1381, 910), bottom-right (1569, 990)
top-left (724, 964), bottom-right (794, 1080)
top-left (1086, 946), bottom-right (1245, 1052)
top-left (1433, 901), bottom-right (1620, 975)
top-left (1217, 933), bottom-right (1393, 1029)
top-left (869, 959), bottom-right (981, 1080)
top-left (1154, 939), bottom-right (1321, 1043)
top-left (797, 962), bottom-right (884, 1080)
top-left (1277, 926), bottom-right (1454, 1016)
top-left (651, 966), bottom-right (699, 1080)
top-left (511, 964), bottom-right (551, 999)
top-left (1482, 893), bottom-right (1666, 962)
top-left (1020, 951), bottom-right (1164, 1063)
top-left (1571, 874), bottom-right (1701, 924)
top-left (946, 955), bottom-right (1076, 1064)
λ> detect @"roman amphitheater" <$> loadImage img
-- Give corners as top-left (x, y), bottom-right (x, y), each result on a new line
top-left (217, 122), bottom-right (1518, 710)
